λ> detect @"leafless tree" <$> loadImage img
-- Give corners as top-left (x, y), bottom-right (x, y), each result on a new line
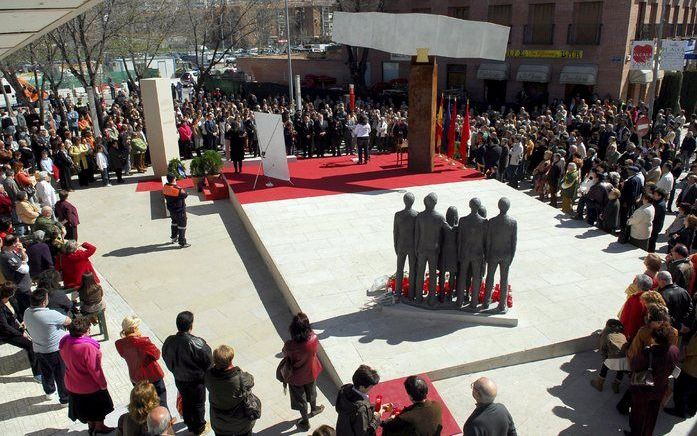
top-left (177, 0), bottom-right (263, 92)
top-left (51, 0), bottom-right (128, 136)
top-left (336, 0), bottom-right (385, 94)
top-left (109, 0), bottom-right (179, 93)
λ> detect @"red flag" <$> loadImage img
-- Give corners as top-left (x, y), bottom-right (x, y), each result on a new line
top-left (460, 100), bottom-right (470, 164)
top-left (447, 98), bottom-right (457, 157)
top-left (435, 94), bottom-right (444, 152)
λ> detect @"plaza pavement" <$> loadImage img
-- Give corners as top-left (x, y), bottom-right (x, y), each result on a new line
top-left (1, 167), bottom-right (696, 435)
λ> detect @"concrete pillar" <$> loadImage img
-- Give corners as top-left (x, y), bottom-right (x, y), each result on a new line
top-left (408, 56), bottom-right (437, 173)
top-left (141, 78), bottom-right (178, 177)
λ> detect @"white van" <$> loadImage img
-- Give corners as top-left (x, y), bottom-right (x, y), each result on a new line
top-left (0, 78), bottom-right (17, 109)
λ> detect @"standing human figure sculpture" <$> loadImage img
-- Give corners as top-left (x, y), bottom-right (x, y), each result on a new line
top-left (393, 192), bottom-right (418, 297)
top-left (438, 206), bottom-right (459, 303)
top-left (414, 193), bottom-right (448, 306)
top-left (456, 198), bottom-right (488, 309)
top-left (483, 197), bottom-right (517, 313)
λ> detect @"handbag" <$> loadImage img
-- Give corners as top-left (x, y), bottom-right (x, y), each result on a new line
top-left (241, 391), bottom-right (262, 421)
top-left (630, 349), bottom-right (654, 387)
top-left (275, 355), bottom-right (293, 394)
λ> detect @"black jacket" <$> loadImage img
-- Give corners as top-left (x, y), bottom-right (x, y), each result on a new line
top-left (651, 199), bottom-right (667, 238)
top-left (463, 403), bottom-right (517, 436)
top-left (381, 400), bottom-right (442, 436)
top-left (335, 384), bottom-right (380, 436)
top-left (162, 332), bottom-right (212, 382)
top-left (659, 284), bottom-right (694, 331)
top-left (204, 366), bottom-right (256, 435)
top-left (0, 298), bottom-right (23, 339)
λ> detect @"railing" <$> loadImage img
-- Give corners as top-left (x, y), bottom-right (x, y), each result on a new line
top-left (567, 23), bottom-right (602, 45)
top-left (523, 23), bottom-right (555, 45)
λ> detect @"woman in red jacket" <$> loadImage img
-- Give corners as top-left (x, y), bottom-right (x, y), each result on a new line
top-left (115, 316), bottom-right (167, 408)
top-left (282, 312), bottom-right (324, 431)
top-left (57, 240), bottom-right (99, 289)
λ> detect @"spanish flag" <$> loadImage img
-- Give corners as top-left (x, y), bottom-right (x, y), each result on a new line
top-left (435, 94), bottom-right (444, 153)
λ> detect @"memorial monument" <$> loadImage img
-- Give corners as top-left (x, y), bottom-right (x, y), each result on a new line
top-left (392, 193), bottom-right (516, 315)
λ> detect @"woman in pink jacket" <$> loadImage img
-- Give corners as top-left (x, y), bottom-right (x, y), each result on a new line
top-left (282, 312), bottom-right (324, 431)
top-left (59, 316), bottom-right (114, 435)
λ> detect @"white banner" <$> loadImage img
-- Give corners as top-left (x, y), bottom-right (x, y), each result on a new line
top-left (332, 12), bottom-right (509, 61)
top-left (661, 39), bottom-right (685, 71)
top-left (253, 112), bottom-right (290, 182)
top-left (630, 41), bottom-right (654, 70)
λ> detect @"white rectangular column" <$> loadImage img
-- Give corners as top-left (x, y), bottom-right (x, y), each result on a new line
top-left (141, 79), bottom-right (178, 177)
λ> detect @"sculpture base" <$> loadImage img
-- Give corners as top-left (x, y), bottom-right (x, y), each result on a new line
top-left (383, 300), bottom-right (518, 327)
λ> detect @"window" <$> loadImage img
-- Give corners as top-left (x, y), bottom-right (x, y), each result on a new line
top-left (449, 7), bottom-right (469, 20)
top-left (446, 64), bottom-right (467, 90)
top-left (525, 3), bottom-right (555, 45)
top-left (635, 2), bottom-right (646, 39)
top-left (568, 2), bottom-right (603, 45)
top-left (488, 4), bottom-right (513, 43)
top-left (488, 4), bottom-right (512, 26)
top-left (382, 62), bottom-right (400, 83)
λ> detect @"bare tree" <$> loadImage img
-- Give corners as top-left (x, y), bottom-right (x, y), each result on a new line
top-left (178, 0), bottom-right (263, 92)
top-left (109, 0), bottom-right (179, 93)
top-left (51, 0), bottom-right (128, 136)
top-left (336, 0), bottom-right (385, 95)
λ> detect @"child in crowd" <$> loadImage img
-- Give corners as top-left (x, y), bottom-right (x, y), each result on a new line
top-left (591, 319), bottom-right (628, 393)
top-left (96, 145), bottom-right (110, 187)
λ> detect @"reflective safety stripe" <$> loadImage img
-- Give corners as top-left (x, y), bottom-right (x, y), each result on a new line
top-left (162, 184), bottom-right (181, 197)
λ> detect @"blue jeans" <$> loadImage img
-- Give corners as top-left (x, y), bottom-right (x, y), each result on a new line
top-left (100, 169), bottom-right (110, 186)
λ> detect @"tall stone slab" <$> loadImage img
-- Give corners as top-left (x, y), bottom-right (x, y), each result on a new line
top-left (408, 56), bottom-right (437, 173)
top-left (141, 78), bottom-right (178, 177)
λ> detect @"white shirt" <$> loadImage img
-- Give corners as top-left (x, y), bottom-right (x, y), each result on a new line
top-left (96, 151), bottom-right (108, 170)
top-left (508, 142), bottom-right (524, 166)
top-left (353, 123), bottom-right (371, 138)
top-left (656, 172), bottom-right (674, 194)
top-left (36, 180), bottom-right (57, 208)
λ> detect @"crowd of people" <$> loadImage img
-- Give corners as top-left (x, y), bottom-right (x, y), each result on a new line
top-left (3, 81), bottom-right (697, 435)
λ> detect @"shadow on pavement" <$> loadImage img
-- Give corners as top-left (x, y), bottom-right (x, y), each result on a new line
top-left (102, 243), bottom-right (179, 257)
top-left (0, 395), bottom-right (66, 421)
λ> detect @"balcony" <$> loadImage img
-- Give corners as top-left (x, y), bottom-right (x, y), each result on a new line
top-left (523, 23), bottom-right (554, 45)
top-left (567, 23), bottom-right (602, 45)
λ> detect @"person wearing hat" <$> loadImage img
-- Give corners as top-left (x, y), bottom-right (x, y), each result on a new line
top-left (115, 316), bottom-right (167, 408)
top-left (620, 165), bottom-right (643, 226)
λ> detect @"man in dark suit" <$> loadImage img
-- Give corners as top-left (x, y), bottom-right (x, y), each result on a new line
top-left (648, 188), bottom-right (667, 253)
top-left (381, 375), bottom-right (442, 436)
top-left (619, 166), bottom-right (643, 226)
top-left (464, 377), bottom-right (517, 436)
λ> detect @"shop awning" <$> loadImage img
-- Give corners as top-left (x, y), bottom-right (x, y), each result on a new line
top-left (559, 64), bottom-right (598, 85)
top-left (477, 63), bottom-right (509, 81)
top-left (516, 64), bottom-right (551, 83)
top-left (0, 1), bottom-right (102, 60)
top-left (629, 69), bottom-right (665, 84)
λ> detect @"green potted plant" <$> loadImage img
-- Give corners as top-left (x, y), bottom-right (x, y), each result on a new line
top-left (189, 156), bottom-right (205, 191)
top-left (201, 150), bottom-right (224, 186)
top-left (167, 158), bottom-right (186, 179)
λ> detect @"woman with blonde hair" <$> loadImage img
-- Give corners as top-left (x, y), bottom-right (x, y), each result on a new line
top-left (117, 381), bottom-right (160, 436)
top-left (115, 315), bottom-right (167, 407)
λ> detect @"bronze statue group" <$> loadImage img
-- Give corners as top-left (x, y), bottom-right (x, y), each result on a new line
top-left (394, 192), bottom-right (517, 314)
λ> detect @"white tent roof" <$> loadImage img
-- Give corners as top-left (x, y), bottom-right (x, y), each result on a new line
top-left (0, 1), bottom-right (102, 60)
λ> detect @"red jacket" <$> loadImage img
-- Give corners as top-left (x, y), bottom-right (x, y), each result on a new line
top-left (0, 192), bottom-right (12, 215)
top-left (115, 335), bottom-right (165, 383)
top-left (57, 242), bottom-right (99, 289)
top-left (619, 292), bottom-right (646, 341)
top-left (283, 332), bottom-right (323, 386)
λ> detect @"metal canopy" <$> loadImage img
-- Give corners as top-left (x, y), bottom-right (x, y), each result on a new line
top-left (0, 0), bottom-right (103, 60)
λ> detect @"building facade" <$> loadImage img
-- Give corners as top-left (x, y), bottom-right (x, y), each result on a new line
top-left (371, 0), bottom-right (697, 106)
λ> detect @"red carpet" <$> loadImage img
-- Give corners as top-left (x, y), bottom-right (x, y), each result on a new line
top-left (136, 153), bottom-right (483, 204)
top-left (369, 373), bottom-right (462, 435)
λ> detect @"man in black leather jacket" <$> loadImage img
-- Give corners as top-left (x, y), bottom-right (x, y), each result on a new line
top-left (162, 311), bottom-right (212, 435)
